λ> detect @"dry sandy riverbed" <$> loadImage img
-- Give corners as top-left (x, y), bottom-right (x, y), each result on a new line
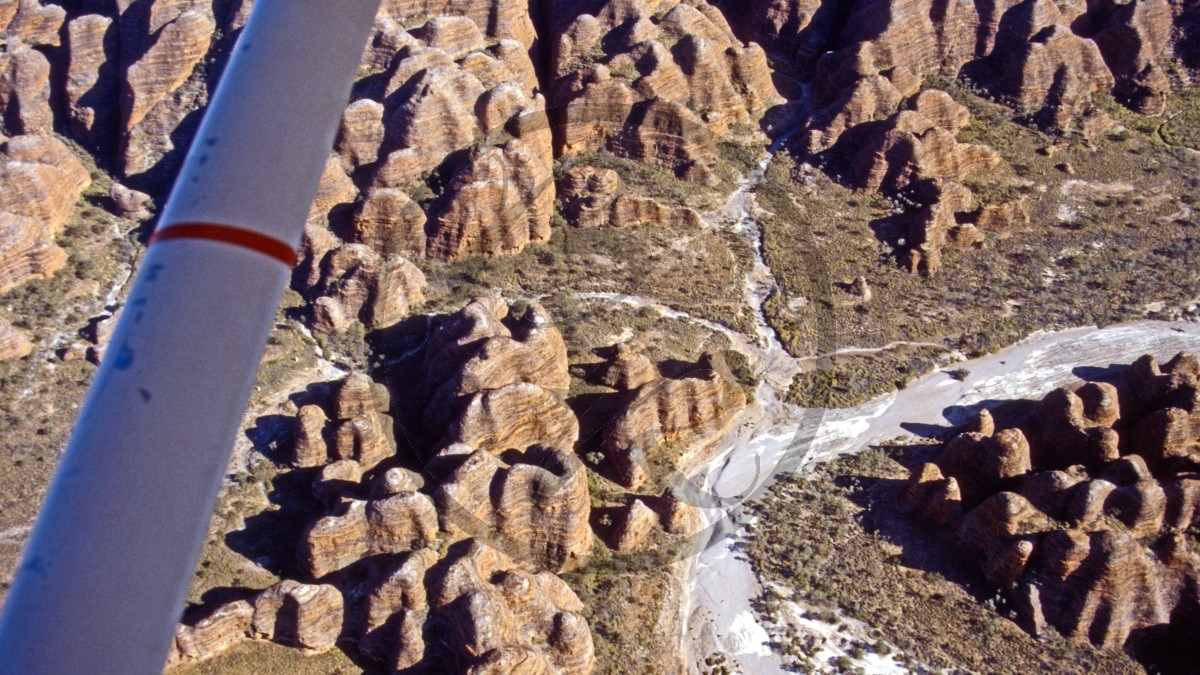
top-left (683, 319), bottom-right (1200, 674)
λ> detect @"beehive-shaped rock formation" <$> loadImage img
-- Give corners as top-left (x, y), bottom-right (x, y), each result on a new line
top-left (902, 352), bottom-right (1200, 651)
top-left (603, 349), bottom-right (747, 488)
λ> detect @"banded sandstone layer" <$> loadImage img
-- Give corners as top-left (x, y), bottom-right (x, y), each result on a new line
top-left (902, 352), bottom-right (1200, 656)
top-left (0, 0), bottom-right (1197, 674)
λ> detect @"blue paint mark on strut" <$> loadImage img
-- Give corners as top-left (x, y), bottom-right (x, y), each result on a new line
top-left (132, 297), bottom-right (147, 323)
top-left (112, 342), bottom-right (135, 370)
top-left (24, 556), bottom-right (45, 576)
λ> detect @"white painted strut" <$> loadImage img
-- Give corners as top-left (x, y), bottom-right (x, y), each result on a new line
top-left (0, 1), bottom-right (380, 672)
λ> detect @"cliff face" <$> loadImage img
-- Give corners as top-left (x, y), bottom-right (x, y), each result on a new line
top-left (902, 352), bottom-right (1200, 652)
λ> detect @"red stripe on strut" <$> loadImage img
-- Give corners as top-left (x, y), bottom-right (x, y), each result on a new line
top-left (149, 223), bottom-right (297, 266)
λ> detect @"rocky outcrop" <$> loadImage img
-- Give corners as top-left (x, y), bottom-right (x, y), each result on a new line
top-left (546, 0), bottom-right (781, 182)
top-left (344, 15), bottom-right (555, 263)
top-left (607, 489), bottom-right (702, 553)
top-left (558, 164), bottom-right (701, 229)
top-left (970, 2), bottom-right (1115, 137)
top-left (436, 382), bottom-right (580, 457)
top-left (168, 581), bottom-right (344, 666)
top-left (292, 405), bottom-right (329, 469)
top-left (723, 0), bottom-right (1148, 137)
top-left (64, 14), bottom-right (117, 147)
top-left (0, 43), bottom-right (53, 135)
top-left (436, 445), bottom-right (592, 572)
top-left (428, 540), bottom-right (594, 674)
top-left (299, 486), bottom-right (439, 578)
top-left (423, 136), bottom-right (555, 261)
top-left (0, 134), bottom-right (91, 293)
top-left (841, 90), bottom-right (1000, 275)
top-left (0, 316), bottom-right (30, 360)
top-left (0, 210), bottom-right (66, 295)
top-left (250, 581), bottom-right (345, 652)
top-left (594, 341), bottom-right (657, 391)
top-left (170, 599), bottom-right (254, 665)
top-left (421, 298), bottom-right (575, 456)
top-left (378, 0), bottom-right (536, 48)
top-left (0, 1), bottom-right (61, 135)
top-left (853, 91), bottom-right (997, 193)
top-left (2, 0), bottom-right (65, 46)
top-left (289, 373), bottom-right (396, 472)
top-left (898, 461), bottom-right (963, 525)
top-left (1084, 0), bottom-right (1175, 115)
top-left (108, 182), bottom-right (152, 220)
top-left (308, 240), bottom-right (428, 334)
top-left (902, 352), bottom-right (1200, 651)
top-left (357, 548), bottom-right (438, 669)
top-left (119, 6), bottom-right (216, 179)
top-left (603, 350), bottom-right (747, 488)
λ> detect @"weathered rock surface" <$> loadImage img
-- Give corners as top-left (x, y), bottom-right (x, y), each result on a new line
top-left (0, 1), bottom-right (62, 135)
top-left (168, 580), bottom-right (344, 666)
top-left (834, 89), bottom-right (1000, 275)
top-left (293, 404), bottom-right (330, 469)
top-left (436, 445), bottom-right (592, 572)
top-left (437, 382), bottom-right (580, 457)
top-left (2, 0), bottom-right (65, 46)
top-left (108, 182), bottom-right (152, 220)
top-left (0, 210), bottom-right (65, 295)
top-left (594, 341), bottom-right (657, 391)
top-left (250, 580), bottom-right (344, 652)
top-left (300, 489), bottom-right (439, 578)
top-left (428, 540), bottom-right (594, 674)
top-left (0, 44), bottom-right (53, 135)
top-left (379, 0), bottom-right (536, 47)
top-left (65, 13), bottom-right (117, 147)
top-left (347, 16), bottom-right (555, 263)
top-left (0, 316), bottom-right (30, 360)
top-left (903, 352), bottom-right (1200, 651)
top-left (608, 489), bottom-right (702, 553)
top-left (0, 134), bottom-right (91, 293)
top-left (422, 298), bottom-right (575, 455)
top-left (168, 600), bottom-right (254, 666)
top-left (722, 0), bottom-right (1175, 137)
top-left (358, 547), bottom-right (438, 668)
top-left (604, 351), bottom-right (747, 488)
top-left (304, 238), bottom-right (428, 333)
top-left (558, 164), bottom-right (701, 229)
top-left (119, 7), bottom-right (216, 178)
top-left (289, 372), bottom-right (396, 474)
top-left (546, 0), bottom-right (780, 183)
